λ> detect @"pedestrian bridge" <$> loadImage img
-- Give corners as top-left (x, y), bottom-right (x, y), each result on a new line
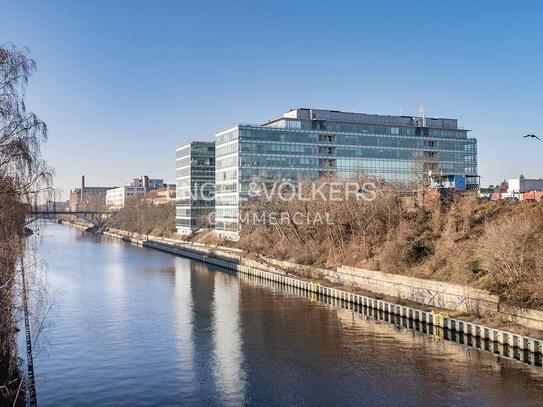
top-left (27, 210), bottom-right (113, 227)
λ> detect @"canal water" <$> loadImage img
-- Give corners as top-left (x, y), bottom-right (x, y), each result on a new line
top-left (23, 223), bottom-right (543, 406)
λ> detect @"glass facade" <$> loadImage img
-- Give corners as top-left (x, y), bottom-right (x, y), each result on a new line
top-left (214, 109), bottom-right (478, 236)
top-left (176, 141), bottom-right (215, 233)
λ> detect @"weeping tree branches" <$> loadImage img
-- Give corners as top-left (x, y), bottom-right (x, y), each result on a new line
top-left (0, 43), bottom-right (52, 405)
top-left (0, 43), bottom-right (52, 200)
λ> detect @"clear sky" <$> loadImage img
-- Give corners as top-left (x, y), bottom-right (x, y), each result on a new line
top-left (2, 0), bottom-right (542, 198)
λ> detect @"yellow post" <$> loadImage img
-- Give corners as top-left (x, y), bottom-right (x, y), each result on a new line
top-left (431, 310), bottom-right (448, 328)
top-left (310, 281), bottom-right (320, 302)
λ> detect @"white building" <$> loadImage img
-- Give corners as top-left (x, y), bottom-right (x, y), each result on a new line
top-left (106, 185), bottom-right (146, 210)
top-left (106, 175), bottom-right (169, 210)
top-left (507, 175), bottom-right (543, 194)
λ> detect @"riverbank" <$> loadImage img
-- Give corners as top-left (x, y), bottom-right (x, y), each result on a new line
top-left (90, 225), bottom-right (543, 357)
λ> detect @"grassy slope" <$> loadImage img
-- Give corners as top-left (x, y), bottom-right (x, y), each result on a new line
top-left (238, 194), bottom-right (543, 310)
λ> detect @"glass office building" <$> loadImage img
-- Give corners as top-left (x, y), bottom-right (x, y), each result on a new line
top-left (175, 141), bottom-right (215, 233)
top-left (215, 108), bottom-right (478, 236)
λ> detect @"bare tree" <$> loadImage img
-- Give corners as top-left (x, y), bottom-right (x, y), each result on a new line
top-left (410, 153), bottom-right (439, 189)
top-left (238, 174), bottom-right (404, 267)
top-left (0, 43), bottom-right (52, 405)
top-left (478, 214), bottom-right (542, 287)
top-left (106, 197), bottom-right (175, 237)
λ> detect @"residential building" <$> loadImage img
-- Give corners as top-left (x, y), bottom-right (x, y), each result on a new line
top-left (490, 187), bottom-right (510, 201)
top-left (215, 108), bottom-right (478, 237)
top-left (489, 176), bottom-right (543, 202)
top-left (106, 185), bottom-right (145, 210)
top-left (507, 175), bottom-right (543, 194)
top-left (106, 176), bottom-right (171, 210)
top-left (176, 141), bottom-right (215, 234)
top-left (126, 175), bottom-right (165, 190)
top-left (69, 175), bottom-right (116, 211)
top-left (145, 184), bottom-right (176, 205)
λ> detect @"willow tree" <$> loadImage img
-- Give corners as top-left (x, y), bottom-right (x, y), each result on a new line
top-left (0, 43), bottom-right (52, 404)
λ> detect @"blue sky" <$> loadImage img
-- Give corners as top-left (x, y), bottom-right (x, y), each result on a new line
top-left (2, 0), bottom-right (542, 197)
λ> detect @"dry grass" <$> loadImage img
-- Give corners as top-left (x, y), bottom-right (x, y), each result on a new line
top-left (196, 230), bottom-right (230, 246)
top-left (237, 181), bottom-right (543, 310)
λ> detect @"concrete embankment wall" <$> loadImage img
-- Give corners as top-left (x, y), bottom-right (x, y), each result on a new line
top-left (331, 267), bottom-right (543, 332)
top-left (256, 257), bottom-right (543, 332)
top-left (499, 305), bottom-right (543, 332)
top-left (99, 228), bottom-right (543, 351)
top-left (334, 266), bottom-right (498, 315)
top-left (263, 258), bottom-right (498, 314)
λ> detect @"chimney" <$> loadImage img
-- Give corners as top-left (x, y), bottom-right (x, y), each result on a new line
top-left (80, 175), bottom-right (85, 202)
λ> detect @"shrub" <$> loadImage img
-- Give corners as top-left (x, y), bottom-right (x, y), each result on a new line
top-left (478, 214), bottom-right (542, 288)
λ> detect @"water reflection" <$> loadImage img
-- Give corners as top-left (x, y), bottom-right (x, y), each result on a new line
top-left (189, 262), bottom-right (217, 402)
top-left (172, 257), bottom-right (195, 395)
top-left (240, 272), bottom-right (543, 368)
top-left (27, 224), bottom-right (543, 407)
top-left (212, 267), bottom-right (246, 405)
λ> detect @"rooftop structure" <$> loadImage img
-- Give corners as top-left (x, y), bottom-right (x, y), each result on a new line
top-left (271, 108), bottom-right (462, 129)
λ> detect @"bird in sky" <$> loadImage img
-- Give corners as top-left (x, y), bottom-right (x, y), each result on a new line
top-left (523, 134), bottom-right (541, 140)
